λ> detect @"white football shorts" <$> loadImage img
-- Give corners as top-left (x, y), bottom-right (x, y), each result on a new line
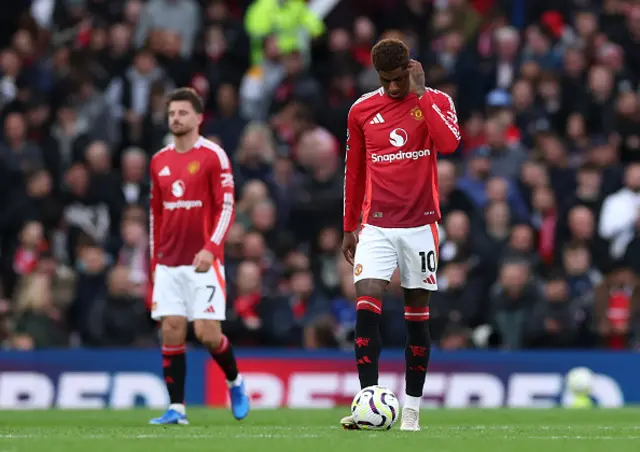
top-left (151, 262), bottom-right (226, 321)
top-left (353, 223), bottom-right (440, 290)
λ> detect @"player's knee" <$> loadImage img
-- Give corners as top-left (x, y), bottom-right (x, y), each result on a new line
top-left (161, 316), bottom-right (187, 345)
top-left (403, 288), bottom-right (431, 308)
top-left (355, 279), bottom-right (388, 301)
top-left (194, 321), bottom-right (223, 349)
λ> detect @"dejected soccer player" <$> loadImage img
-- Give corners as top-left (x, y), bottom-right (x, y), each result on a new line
top-left (341, 39), bottom-right (460, 431)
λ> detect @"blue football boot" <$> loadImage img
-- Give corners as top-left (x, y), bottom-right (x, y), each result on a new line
top-left (149, 406), bottom-right (189, 425)
top-left (229, 378), bottom-right (250, 420)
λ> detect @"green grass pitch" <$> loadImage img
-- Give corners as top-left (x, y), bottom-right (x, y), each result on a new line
top-left (0, 409), bottom-right (639, 452)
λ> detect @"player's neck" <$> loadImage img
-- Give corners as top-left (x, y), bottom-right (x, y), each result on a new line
top-left (173, 133), bottom-right (200, 153)
top-left (383, 90), bottom-right (415, 101)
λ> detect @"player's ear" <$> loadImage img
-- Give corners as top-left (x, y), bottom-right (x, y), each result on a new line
top-left (197, 113), bottom-right (204, 126)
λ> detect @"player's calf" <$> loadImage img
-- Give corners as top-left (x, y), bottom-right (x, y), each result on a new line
top-left (194, 320), bottom-right (238, 380)
top-left (351, 279), bottom-right (386, 389)
top-left (404, 304), bottom-right (431, 399)
top-left (160, 317), bottom-right (188, 406)
top-left (401, 292), bottom-right (431, 431)
top-left (150, 316), bottom-right (189, 425)
top-left (354, 294), bottom-right (384, 388)
top-left (194, 320), bottom-right (250, 420)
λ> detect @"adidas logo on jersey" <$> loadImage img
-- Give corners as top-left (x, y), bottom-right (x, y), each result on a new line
top-left (370, 113), bottom-right (385, 124)
top-left (204, 305), bottom-right (215, 313)
top-left (159, 166), bottom-right (171, 176)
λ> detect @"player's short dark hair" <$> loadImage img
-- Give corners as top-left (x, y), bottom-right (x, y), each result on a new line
top-left (166, 87), bottom-right (204, 114)
top-left (371, 39), bottom-right (410, 72)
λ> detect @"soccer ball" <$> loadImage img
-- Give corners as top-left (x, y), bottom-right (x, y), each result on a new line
top-left (351, 385), bottom-right (400, 430)
top-left (565, 367), bottom-right (594, 394)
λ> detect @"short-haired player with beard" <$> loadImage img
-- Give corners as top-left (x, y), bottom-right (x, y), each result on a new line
top-left (148, 88), bottom-right (249, 425)
top-left (341, 40), bottom-right (460, 431)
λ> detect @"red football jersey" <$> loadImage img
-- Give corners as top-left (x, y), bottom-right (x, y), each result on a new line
top-left (149, 136), bottom-right (235, 268)
top-left (343, 87), bottom-right (460, 231)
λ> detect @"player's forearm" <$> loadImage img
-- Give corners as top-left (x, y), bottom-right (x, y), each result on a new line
top-left (204, 192), bottom-right (235, 258)
top-left (343, 188), bottom-right (365, 232)
top-left (343, 163), bottom-right (365, 232)
top-left (149, 207), bottom-right (162, 261)
top-left (343, 208), bottom-right (360, 232)
top-left (418, 93), bottom-right (461, 154)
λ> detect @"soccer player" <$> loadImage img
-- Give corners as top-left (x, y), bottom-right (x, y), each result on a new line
top-left (148, 88), bottom-right (250, 424)
top-left (340, 39), bottom-right (460, 431)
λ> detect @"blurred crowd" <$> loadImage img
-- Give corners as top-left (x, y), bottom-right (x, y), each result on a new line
top-left (1, 0), bottom-right (640, 351)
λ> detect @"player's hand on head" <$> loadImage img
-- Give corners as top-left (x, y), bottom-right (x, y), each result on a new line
top-left (193, 249), bottom-right (214, 273)
top-left (342, 231), bottom-right (359, 266)
top-left (408, 59), bottom-right (426, 97)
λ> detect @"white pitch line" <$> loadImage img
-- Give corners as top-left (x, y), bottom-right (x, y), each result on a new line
top-left (0, 434), bottom-right (322, 440)
top-left (522, 436), bottom-right (640, 440)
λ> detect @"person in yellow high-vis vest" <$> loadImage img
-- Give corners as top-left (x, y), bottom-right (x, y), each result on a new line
top-left (245, 0), bottom-right (325, 65)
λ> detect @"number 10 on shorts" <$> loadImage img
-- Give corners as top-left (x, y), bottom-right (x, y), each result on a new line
top-left (419, 251), bottom-right (436, 273)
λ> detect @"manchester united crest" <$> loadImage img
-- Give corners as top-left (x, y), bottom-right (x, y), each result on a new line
top-left (187, 161), bottom-right (200, 174)
top-left (410, 106), bottom-right (424, 121)
top-left (355, 264), bottom-right (363, 276)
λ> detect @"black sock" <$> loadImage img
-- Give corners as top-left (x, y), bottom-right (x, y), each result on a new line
top-left (355, 296), bottom-right (383, 388)
top-left (404, 306), bottom-right (431, 397)
top-left (209, 335), bottom-right (239, 382)
top-left (162, 344), bottom-right (186, 404)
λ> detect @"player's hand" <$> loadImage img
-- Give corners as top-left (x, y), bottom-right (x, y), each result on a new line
top-left (342, 231), bottom-right (358, 266)
top-left (408, 59), bottom-right (426, 97)
top-left (193, 249), bottom-right (214, 273)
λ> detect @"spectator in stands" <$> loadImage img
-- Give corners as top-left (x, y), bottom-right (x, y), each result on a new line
top-left (134, 0), bottom-right (200, 57)
top-left (504, 224), bottom-right (541, 273)
top-left (525, 271), bottom-right (581, 348)
top-left (430, 256), bottom-right (483, 344)
top-left (490, 260), bottom-right (540, 350)
top-left (228, 260), bottom-right (263, 344)
top-left (119, 147), bottom-right (149, 206)
top-left (84, 265), bottom-right (152, 347)
top-left (244, 0), bottom-right (324, 65)
top-left (563, 241), bottom-right (603, 301)
top-left (594, 262), bottom-right (639, 350)
top-left (204, 84), bottom-right (248, 154)
top-left (105, 48), bottom-right (173, 147)
top-left (12, 273), bottom-right (68, 349)
top-left (599, 163), bottom-right (640, 260)
top-left (437, 160), bottom-right (475, 219)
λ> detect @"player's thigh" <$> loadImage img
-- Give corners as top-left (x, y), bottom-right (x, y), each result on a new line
top-left (353, 225), bottom-right (398, 284)
top-left (183, 261), bottom-right (227, 322)
top-left (396, 223), bottom-right (439, 290)
top-left (151, 265), bottom-right (188, 320)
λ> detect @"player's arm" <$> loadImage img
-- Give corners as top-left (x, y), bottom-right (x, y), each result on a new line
top-left (204, 157), bottom-right (235, 259)
top-left (409, 60), bottom-right (460, 154)
top-left (149, 161), bottom-right (162, 280)
top-left (417, 88), bottom-right (461, 154)
top-left (343, 108), bottom-right (367, 233)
